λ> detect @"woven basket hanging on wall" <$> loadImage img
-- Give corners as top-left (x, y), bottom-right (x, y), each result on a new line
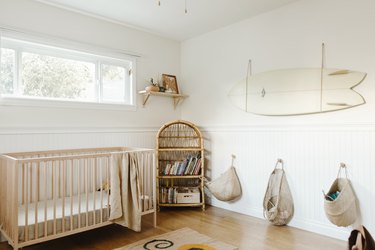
top-left (323, 163), bottom-right (357, 227)
top-left (263, 159), bottom-right (294, 226)
top-left (205, 158), bottom-right (242, 202)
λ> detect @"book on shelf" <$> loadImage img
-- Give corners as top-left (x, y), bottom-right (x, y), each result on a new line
top-left (160, 187), bottom-right (168, 204)
top-left (178, 158), bottom-right (188, 175)
top-left (173, 162), bottom-right (179, 175)
top-left (176, 161), bottom-right (183, 176)
top-left (193, 158), bottom-right (202, 175)
top-left (184, 156), bottom-right (195, 175)
top-left (164, 163), bottom-right (172, 175)
top-left (186, 155), bottom-right (201, 175)
top-left (183, 155), bottom-right (192, 175)
top-left (168, 187), bottom-right (177, 204)
top-left (169, 162), bottom-right (177, 175)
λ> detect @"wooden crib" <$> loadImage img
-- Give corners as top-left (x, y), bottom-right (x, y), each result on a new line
top-left (0, 147), bottom-right (156, 250)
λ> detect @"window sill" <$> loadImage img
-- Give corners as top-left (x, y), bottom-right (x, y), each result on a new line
top-left (0, 96), bottom-right (137, 111)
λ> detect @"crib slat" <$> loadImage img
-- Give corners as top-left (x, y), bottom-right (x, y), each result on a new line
top-left (146, 154), bottom-right (150, 211)
top-left (142, 154), bottom-right (146, 211)
top-left (62, 160), bottom-right (66, 233)
top-left (149, 153), bottom-right (153, 210)
top-left (44, 162), bottom-right (48, 238)
top-left (93, 158), bottom-right (96, 225)
top-left (25, 162), bottom-right (29, 242)
top-left (139, 154), bottom-right (145, 212)
top-left (78, 159), bottom-right (81, 229)
top-left (145, 153), bottom-right (148, 211)
top-left (146, 154), bottom-right (150, 210)
top-left (30, 164), bottom-right (33, 208)
top-left (1, 160), bottom-right (4, 233)
top-left (37, 163), bottom-right (41, 201)
top-left (143, 153), bottom-right (147, 211)
top-left (153, 152), bottom-right (157, 227)
top-left (13, 160), bottom-right (19, 249)
top-left (0, 160), bottom-right (4, 235)
top-left (85, 158), bottom-right (89, 227)
top-left (53, 161), bottom-right (57, 235)
top-left (35, 162), bottom-right (40, 240)
top-left (151, 153), bottom-right (154, 210)
top-left (22, 163), bottom-right (25, 206)
top-left (70, 159), bottom-right (74, 231)
top-left (148, 153), bottom-right (152, 210)
top-left (99, 158), bottom-right (103, 223)
top-left (1, 161), bottom-right (4, 231)
top-left (106, 158), bottom-right (110, 219)
top-left (59, 160), bottom-right (62, 202)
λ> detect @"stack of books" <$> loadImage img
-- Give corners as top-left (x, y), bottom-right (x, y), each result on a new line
top-left (162, 154), bottom-right (202, 176)
top-left (160, 187), bottom-right (177, 204)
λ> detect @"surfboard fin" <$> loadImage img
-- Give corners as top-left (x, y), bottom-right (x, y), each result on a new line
top-left (329, 70), bottom-right (350, 75)
top-left (326, 102), bottom-right (350, 106)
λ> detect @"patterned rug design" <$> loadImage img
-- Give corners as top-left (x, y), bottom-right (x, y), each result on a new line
top-left (115, 227), bottom-right (238, 250)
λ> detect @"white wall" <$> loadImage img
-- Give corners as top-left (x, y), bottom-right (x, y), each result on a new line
top-left (0, 0), bottom-right (170, 241)
top-left (0, 0), bottom-right (181, 136)
top-left (181, 0), bottom-right (375, 240)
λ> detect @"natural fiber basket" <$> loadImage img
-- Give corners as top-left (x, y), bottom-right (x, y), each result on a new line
top-left (323, 163), bottom-right (357, 227)
top-left (263, 159), bottom-right (294, 226)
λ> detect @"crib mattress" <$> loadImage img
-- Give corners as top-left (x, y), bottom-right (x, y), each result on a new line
top-left (18, 191), bottom-right (110, 242)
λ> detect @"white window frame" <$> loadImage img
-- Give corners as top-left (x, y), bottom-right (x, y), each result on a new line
top-left (0, 35), bottom-right (137, 111)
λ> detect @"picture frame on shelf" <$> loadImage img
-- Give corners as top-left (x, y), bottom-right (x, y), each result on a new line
top-left (162, 74), bottom-right (179, 94)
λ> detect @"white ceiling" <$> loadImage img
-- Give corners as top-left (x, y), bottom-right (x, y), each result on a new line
top-left (34, 0), bottom-right (299, 41)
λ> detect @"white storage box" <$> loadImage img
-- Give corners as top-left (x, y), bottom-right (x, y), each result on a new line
top-left (176, 187), bottom-right (201, 204)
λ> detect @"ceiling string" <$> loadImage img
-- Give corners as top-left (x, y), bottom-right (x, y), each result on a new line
top-left (157, 0), bottom-right (188, 14)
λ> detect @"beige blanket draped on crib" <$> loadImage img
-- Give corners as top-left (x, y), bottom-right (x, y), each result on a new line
top-left (109, 152), bottom-right (142, 232)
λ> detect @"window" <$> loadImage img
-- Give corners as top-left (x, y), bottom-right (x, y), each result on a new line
top-left (0, 37), bottom-right (135, 109)
top-left (0, 48), bottom-right (15, 95)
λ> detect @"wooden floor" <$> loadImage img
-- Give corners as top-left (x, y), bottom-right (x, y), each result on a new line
top-left (0, 206), bottom-right (346, 250)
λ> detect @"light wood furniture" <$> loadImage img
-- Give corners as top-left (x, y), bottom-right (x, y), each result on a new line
top-left (0, 147), bottom-right (156, 250)
top-left (156, 120), bottom-right (205, 211)
top-left (138, 90), bottom-right (188, 109)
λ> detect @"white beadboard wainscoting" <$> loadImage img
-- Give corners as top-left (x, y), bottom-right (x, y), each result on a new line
top-left (1, 124), bottom-right (374, 241)
top-left (202, 124), bottom-right (375, 241)
top-left (0, 127), bottom-right (158, 153)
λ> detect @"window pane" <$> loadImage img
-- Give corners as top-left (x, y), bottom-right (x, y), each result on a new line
top-left (0, 48), bottom-right (15, 94)
top-left (21, 52), bottom-right (95, 101)
top-left (101, 64), bottom-right (126, 103)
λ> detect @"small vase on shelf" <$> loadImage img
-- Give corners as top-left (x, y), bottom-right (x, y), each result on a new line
top-left (145, 85), bottom-right (159, 92)
top-left (145, 78), bottom-right (160, 92)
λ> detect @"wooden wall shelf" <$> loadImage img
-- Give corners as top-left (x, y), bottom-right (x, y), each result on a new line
top-left (139, 90), bottom-right (188, 109)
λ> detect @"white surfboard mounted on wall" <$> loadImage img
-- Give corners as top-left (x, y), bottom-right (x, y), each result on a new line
top-left (228, 44), bottom-right (366, 116)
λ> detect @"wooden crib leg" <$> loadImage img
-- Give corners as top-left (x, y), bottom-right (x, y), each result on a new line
top-left (153, 210), bottom-right (157, 228)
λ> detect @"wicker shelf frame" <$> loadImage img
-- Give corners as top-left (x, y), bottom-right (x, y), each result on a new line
top-left (156, 120), bottom-right (205, 211)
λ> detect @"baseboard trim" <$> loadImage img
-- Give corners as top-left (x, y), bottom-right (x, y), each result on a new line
top-left (289, 218), bottom-right (350, 241)
top-left (210, 202), bottom-right (349, 241)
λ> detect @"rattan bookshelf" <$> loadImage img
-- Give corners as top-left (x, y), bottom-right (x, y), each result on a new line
top-left (156, 120), bottom-right (205, 211)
